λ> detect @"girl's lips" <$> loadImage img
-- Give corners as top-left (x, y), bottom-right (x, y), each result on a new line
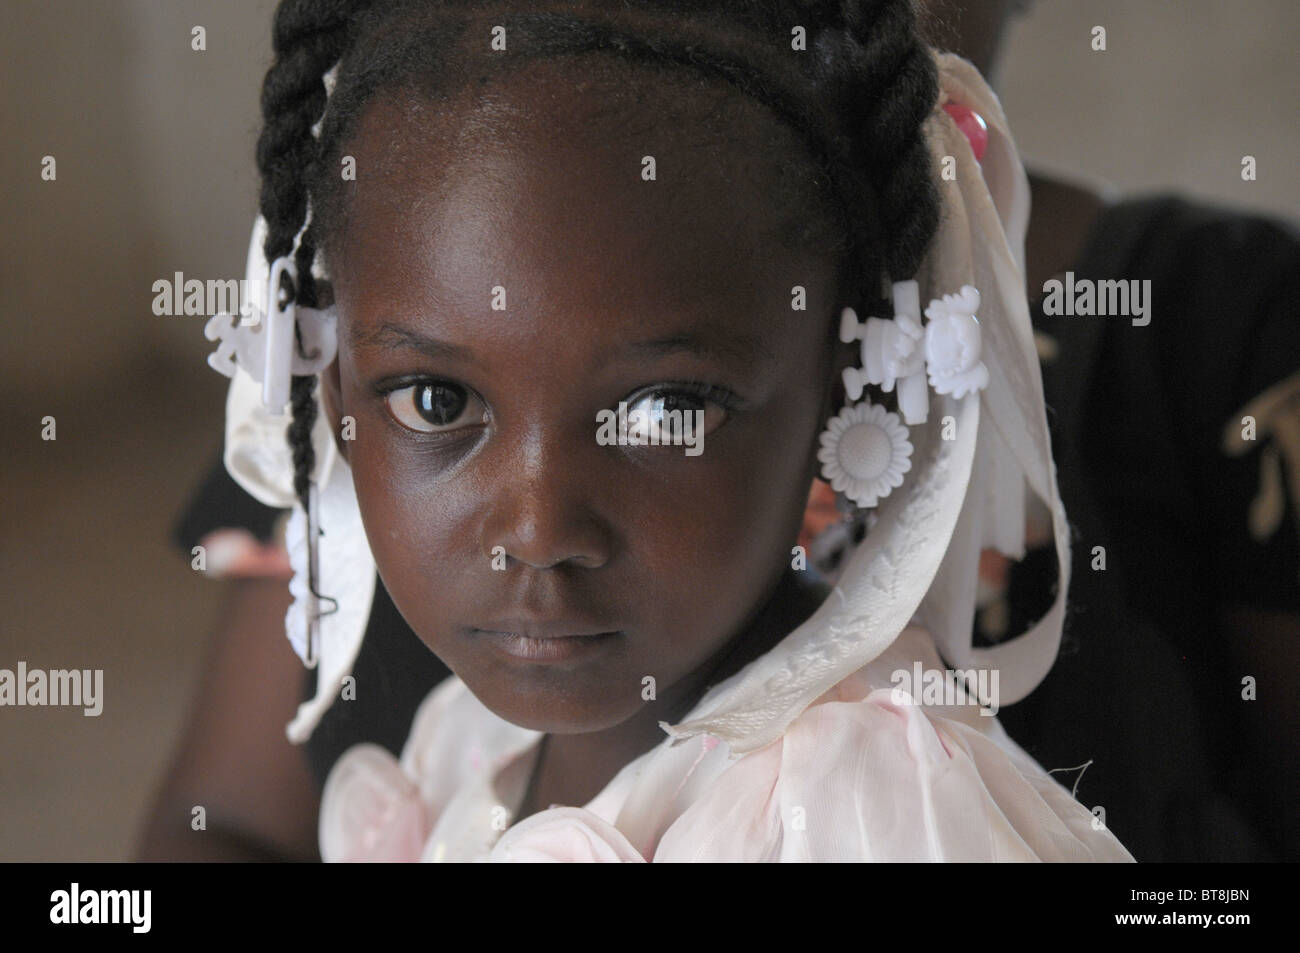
top-left (473, 618), bottom-right (619, 639)
top-left (471, 629), bottom-right (622, 662)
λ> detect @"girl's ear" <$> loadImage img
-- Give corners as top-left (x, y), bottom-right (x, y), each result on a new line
top-left (319, 356), bottom-right (349, 462)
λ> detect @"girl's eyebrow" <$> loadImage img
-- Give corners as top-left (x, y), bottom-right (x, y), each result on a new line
top-left (348, 322), bottom-right (776, 370)
top-left (622, 332), bottom-right (777, 369)
top-left (348, 323), bottom-right (476, 364)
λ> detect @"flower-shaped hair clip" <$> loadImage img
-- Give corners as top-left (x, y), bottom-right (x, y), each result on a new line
top-left (818, 279), bottom-right (989, 509)
top-left (817, 401), bottom-right (915, 509)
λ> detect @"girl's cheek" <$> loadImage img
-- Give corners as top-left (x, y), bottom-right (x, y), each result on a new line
top-left (632, 456), bottom-right (784, 564)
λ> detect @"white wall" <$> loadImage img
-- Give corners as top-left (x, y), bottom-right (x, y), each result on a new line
top-left (1000, 0), bottom-right (1298, 219)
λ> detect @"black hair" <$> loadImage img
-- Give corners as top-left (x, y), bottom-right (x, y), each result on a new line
top-left (255, 0), bottom-right (943, 520)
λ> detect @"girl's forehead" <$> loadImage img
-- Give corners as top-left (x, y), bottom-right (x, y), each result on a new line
top-left (332, 56), bottom-right (833, 236)
top-left (331, 67), bottom-right (828, 307)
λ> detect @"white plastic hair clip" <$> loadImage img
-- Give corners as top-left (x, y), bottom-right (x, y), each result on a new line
top-left (837, 280), bottom-right (988, 427)
top-left (921, 285), bottom-right (989, 399)
top-left (203, 256), bottom-right (338, 414)
top-left (820, 279), bottom-right (989, 509)
top-left (817, 400), bottom-right (915, 509)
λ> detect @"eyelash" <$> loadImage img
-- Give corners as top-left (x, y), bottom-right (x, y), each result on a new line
top-left (626, 380), bottom-right (742, 413)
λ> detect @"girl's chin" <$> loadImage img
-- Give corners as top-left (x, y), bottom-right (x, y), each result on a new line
top-left (434, 632), bottom-right (692, 733)
top-left (472, 682), bottom-right (651, 735)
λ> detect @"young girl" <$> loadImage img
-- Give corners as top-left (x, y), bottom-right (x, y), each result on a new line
top-left (205, 0), bottom-right (1133, 861)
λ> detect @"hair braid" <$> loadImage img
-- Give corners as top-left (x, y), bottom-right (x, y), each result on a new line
top-left (841, 0), bottom-right (941, 282)
top-left (257, 0), bottom-right (358, 260)
top-left (287, 374), bottom-right (320, 503)
top-left (256, 0), bottom-right (369, 513)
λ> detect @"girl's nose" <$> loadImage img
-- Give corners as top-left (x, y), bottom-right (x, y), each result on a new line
top-left (479, 429), bottom-right (614, 571)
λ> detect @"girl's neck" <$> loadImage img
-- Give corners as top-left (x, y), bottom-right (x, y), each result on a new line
top-left (513, 565), bottom-right (829, 820)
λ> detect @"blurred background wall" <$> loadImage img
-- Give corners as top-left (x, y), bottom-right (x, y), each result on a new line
top-left (1, 0), bottom-right (1296, 860)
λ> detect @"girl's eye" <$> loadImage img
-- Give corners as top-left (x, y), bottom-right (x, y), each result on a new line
top-left (385, 381), bottom-right (487, 434)
top-left (624, 386), bottom-right (731, 440)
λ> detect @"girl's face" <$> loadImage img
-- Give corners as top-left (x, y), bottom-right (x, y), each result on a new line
top-left (321, 63), bottom-right (846, 733)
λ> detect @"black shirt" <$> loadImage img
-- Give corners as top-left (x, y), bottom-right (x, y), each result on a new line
top-left (996, 193), bottom-right (1299, 862)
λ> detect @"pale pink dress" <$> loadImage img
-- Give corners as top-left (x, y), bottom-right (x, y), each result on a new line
top-left (318, 625), bottom-right (1135, 862)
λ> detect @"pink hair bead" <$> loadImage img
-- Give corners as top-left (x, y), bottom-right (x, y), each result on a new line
top-left (942, 102), bottom-right (988, 163)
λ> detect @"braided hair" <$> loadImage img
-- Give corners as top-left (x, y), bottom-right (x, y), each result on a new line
top-left (255, 0), bottom-right (943, 517)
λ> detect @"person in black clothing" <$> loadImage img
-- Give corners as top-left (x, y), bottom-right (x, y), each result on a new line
top-left (996, 194), bottom-right (1300, 862)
